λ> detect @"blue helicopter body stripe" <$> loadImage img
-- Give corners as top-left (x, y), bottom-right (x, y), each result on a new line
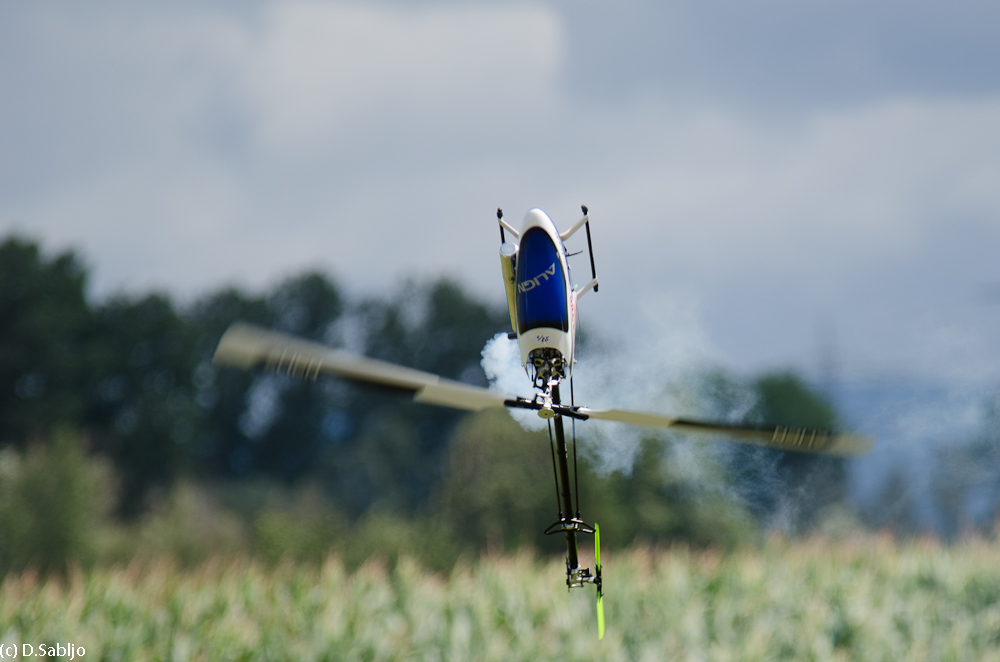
top-left (516, 227), bottom-right (569, 334)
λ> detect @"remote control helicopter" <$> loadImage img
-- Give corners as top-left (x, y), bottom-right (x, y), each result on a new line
top-left (213, 206), bottom-right (873, 639)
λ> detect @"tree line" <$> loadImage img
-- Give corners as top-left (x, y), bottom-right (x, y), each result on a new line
top-left (0, 234), bottom-right (848, 574)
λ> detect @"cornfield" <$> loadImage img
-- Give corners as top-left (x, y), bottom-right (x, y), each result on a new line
top-left (3, 535), bottom-right (1000, 661)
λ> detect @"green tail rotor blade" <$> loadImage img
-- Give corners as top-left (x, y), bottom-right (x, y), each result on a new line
top-left (594, 523), bottom-right (601, 570)
top-left (595, 522), bottom-right (604, 640)
top-left (597, 592), bottom-right (605, 640)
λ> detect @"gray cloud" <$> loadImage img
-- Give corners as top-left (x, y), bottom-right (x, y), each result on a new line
top-left (561, 1), bottom-right (1000, 111)
top-left (1, 0), bottom-right (999, 389)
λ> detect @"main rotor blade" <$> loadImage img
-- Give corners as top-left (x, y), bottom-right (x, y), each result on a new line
top-left (579, 408), bottom-right (872, 456)
top-left (213, 323), bottom-right (514, 412)
top-left (215, 324), bottom-right (873, 455)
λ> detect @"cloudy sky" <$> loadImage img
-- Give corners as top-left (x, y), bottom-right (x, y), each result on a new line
top-left (4, 0), bottom-right (1000, 386)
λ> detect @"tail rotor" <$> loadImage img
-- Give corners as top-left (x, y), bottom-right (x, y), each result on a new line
top-left (595, 523), bottom-right (604, 640)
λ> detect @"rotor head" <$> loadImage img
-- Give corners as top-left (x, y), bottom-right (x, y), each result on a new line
top-left (527, 347), bottom-right (566, 389)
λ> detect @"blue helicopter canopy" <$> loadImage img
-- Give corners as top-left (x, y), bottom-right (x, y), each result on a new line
top-left (516, 227), bottom-right (569, 334)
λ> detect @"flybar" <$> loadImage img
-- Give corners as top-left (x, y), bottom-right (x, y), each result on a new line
top-left (504, 397), bottom-right (590, 420)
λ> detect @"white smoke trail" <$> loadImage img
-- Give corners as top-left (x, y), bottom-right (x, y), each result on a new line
top-left (480, 331), bottom-right (545, 430)
top-left (479, 294), bottom-right (1000, 535)
top-left (480, 292), bottom-right (758, 475)
top-left (845, 376), bottom-right (995, 533)
top-left (571, 293), bottom-right (747, 475)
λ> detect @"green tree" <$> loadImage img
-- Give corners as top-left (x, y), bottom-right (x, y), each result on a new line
top-left (186, 286), bottom-right (272, 478)
top-left (438, 411), bottom-right (755, 554)
top-left (87, 293), bottom-right (201, 513)
top-left (186, 272), bottom-right (344, 483)
top-left (255, 273), bottom-right (345, 482)
top-left (585, 436), bottom-right (755, 549)
top-left (322, 279), bottom-right (510, 517)
top-left (0, 237), bottom-right (93, 443)
top-left (438, 409), bottom-right (559, 553)
top-left (0, 428), bottom-right (114, 576)
top-left (730, 372), bottom-right (845, 532)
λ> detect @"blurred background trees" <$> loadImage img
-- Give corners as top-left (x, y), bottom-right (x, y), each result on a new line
top-left (0, 237), bottom-right (93, 444)
top-left (0, 234), bottom-right (881, 575)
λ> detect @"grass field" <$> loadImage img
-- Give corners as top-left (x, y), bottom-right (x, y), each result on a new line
top-left (3, 535), bottom-right (1000, 661)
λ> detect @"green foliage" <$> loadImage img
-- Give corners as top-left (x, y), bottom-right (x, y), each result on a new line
top-left (186, 272), bottom-right (346, 484)
top-left (752, 372), bottom-right (837, 430)
top-left (340, 512), bottom-right (459, 573)
top-left (253, 484), bottom-right (346, 564)
top-left (730, 371), bottom-right (847, 532)
top-left (0, 232), bottom-right (863, 573)
top-left (88, 293), bottom-right (201, 513)
top-left (4, 537), bottom-right (1000, 660)
top-left (586, 437), bottom-right (756, 550)
top-left (440, 411), bottom-right (756, 553)
top-left (269, 271), bottom-right (343, 341)
top-left (100, 479), bottom-right (460, 573)
top-left (358, 279), bottom-right (505, 381)
top-left (185, 286), bottom-right (271, 477)
top-left (0, 237), bottom-right (93, 443)
top-left (126, 482), bottom-right (249, 566)
top-left (439, 410), bottom-right (559, 553)
top-left (313, 279), bottom-right (510, 517)
top-left (0, 429), bottom-right (114, 576)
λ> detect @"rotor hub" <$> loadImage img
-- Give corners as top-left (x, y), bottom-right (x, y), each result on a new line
top-left (528, 347), bottom-right (567, 389)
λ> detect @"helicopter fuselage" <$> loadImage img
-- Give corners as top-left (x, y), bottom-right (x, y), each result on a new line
top-left (499, 208), bottom-right (587, 389)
